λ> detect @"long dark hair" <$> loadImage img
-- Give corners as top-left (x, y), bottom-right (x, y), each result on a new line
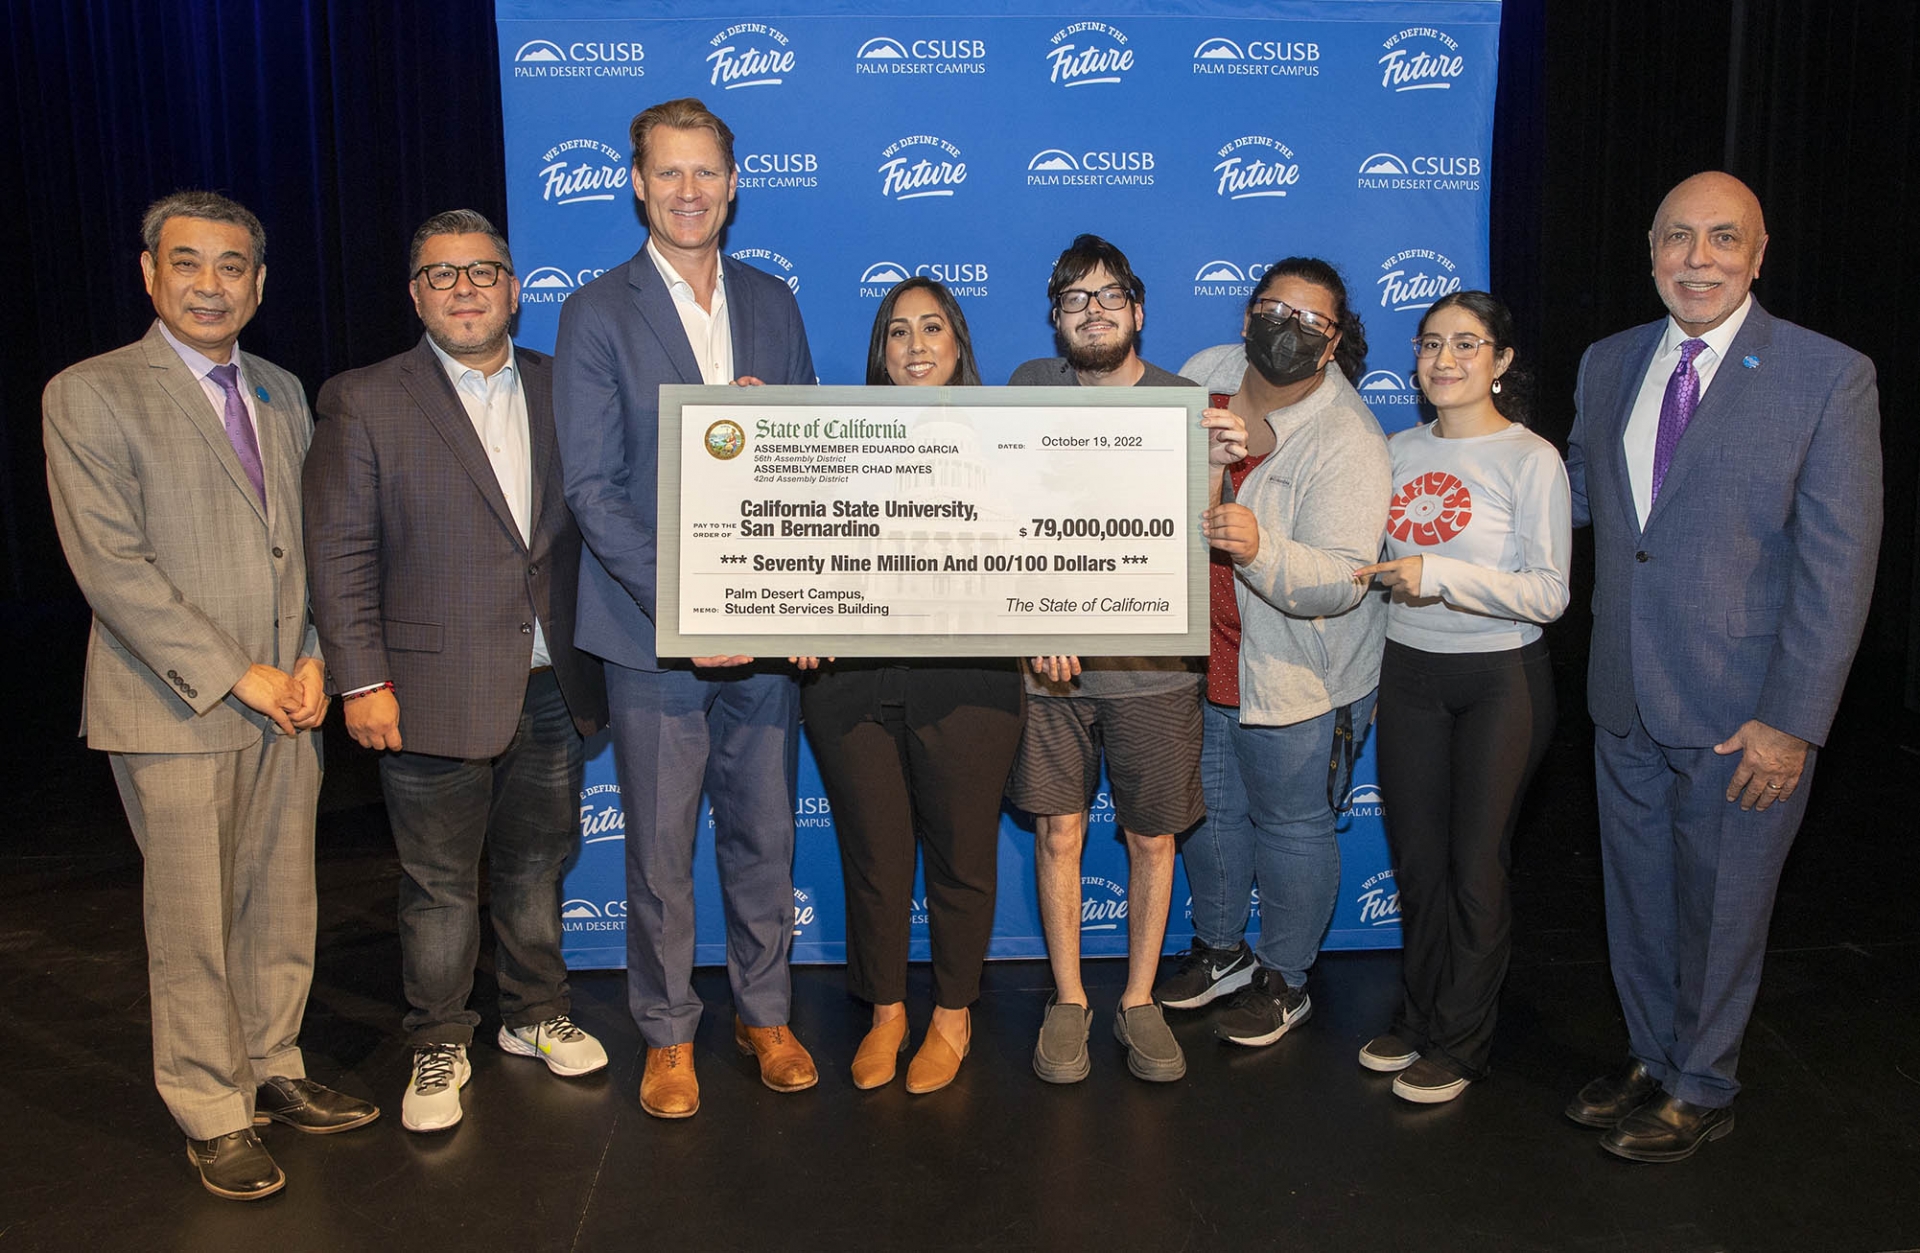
top-left (1417, 290), bottom-right (1533, 425)
top-left (1249, 257), bottom-right (1367, 384)
top-left (864, 277), bottom-right (983, 386)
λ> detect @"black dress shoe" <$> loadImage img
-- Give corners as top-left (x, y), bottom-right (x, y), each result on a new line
top-left (1564, 1059), bottom-right (1662, 1128)
top-left (253, 1076), bottom-right (382, 1134)
top-left (1601, 1093), bottom-right (1735, 1162)
top-left (187, 1129), bottom-right (285, 1200)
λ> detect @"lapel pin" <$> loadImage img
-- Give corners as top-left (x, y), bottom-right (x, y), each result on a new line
top-left (1742, 355), bottom-right (1759, 369)
top-left (255, 385), bottom-right (271, 402)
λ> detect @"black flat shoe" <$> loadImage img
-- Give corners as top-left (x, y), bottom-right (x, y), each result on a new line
top-left (1601, 1093), bottom-right (1735, 1162)
top-left (254, 1076), bottom-right (381, 1134)
top-left (186, 1129), bottom-right (285, 1200)
top-left (1564, 1059), bottom-right (1661, 1128)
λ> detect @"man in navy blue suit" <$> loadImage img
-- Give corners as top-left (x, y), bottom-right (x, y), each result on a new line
top-left (554, 97), bottom-right (818, 1120)
top-left (1565, 172), bottom-right (1881, 1161)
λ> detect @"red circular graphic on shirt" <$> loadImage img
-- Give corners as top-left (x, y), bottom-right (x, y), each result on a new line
top-left (1387, 471), bottom-right (1473, 546)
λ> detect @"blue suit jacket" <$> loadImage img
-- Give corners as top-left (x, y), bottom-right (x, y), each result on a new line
top-left (553, 247), bottom-right (815, 671)
top-left (1567, 301), bottom-right (1881, 747)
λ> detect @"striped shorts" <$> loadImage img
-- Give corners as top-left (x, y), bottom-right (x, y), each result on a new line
top-left (1006, 688), bottom-right (1205, 836)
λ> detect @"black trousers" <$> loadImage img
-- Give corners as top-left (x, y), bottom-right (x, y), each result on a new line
top-left (1375, 638), bottom-right (1554, 1079)
top-left (801, 662), bottom-right (1025, 1008)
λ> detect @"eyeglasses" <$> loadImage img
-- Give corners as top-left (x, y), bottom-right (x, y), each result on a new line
top-left (1056, 285), bottom-right (1133, 313)
top-left (1412, 335), bottom-right (1495, 359)
top-left (1250, 298), bottom-right (1338, 336)
top-left (413, 261), bottom-right (512, 290)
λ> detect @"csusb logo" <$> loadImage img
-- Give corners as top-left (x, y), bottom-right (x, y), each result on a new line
top-left (859, 260), bottom-right (989, 298)
top-left (707, 22), bottom-right (795, 89)
top-left (1213, 135), bottom-right (1303, 200)
top-left (512, 37), bottom-right (645, 79)
top-left (738, 150), bottom-right (818, 189)
top-left (1192, 36), bottom-right (1319, 77)
top-left (793, 790), bottom-right (832, 827)
top-left (1378, 248), bottom-right (1463, 312)
top-left (1045, 21), bottom-right (1133, 86)
top-left (1356, 869), bottom-right (1401, 928)
top-left (1027, 148), bottom-right (1155, 188)
top-left (537, 139), bottom-right (628, 206)
top-left (1380, 28), bottom-right (1467, 92)
top-left (877, 135), bottom-right (967, 200)
top-left (1081, 876), bottom-right (1127, 932)
top-left (519, 265), bottom-right (607, 306)
top-left (560, 897), bottom-right (627, 933)
top-left (578, 781), bottom-right (624, 843)
top-left (854, 35), bottom-right (987, 75)
top-left (1357, 152), bottom-right (1484, 192)
top-left (792, 887), bottom-right (817, 939)
top-left (1191, 258), bottom-right (1272, 299)
top-left (1358, 370), bottom-right (1423, 409)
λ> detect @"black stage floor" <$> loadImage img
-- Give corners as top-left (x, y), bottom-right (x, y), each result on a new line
top-left (3, 603), bottom-right (1917, 1252)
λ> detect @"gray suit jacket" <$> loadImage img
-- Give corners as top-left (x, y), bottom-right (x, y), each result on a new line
top-left (304, 337), bottom-right (607, 759)
top-left (44, 322), bottom-right (320, 753)
top-left (1567, 301), bottom-right (1882, 747)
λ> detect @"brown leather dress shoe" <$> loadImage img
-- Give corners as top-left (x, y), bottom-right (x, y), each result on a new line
top-left (187, 1128), bottom-right (285, 1201)
top-left (1601, 1093), bottom-right (1735, 1162)
top-left (905, 1010), bottom-right (969, 1095)
top-left (253, 1076), bottom-right (381, 1134)
top-left (734, 1017), bottom-right (819, 1092)
top-left (640, 1044), bottom-right (700, 1119)
top-left (1565, 1059), bottom-right (1662, 1128)
top-left (850, 1016), bottom-right (910, 1090)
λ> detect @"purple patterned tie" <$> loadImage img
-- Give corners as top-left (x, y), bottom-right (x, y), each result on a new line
top-left (208, 363), bottom-right (267, 508)
top-left (1649, 338), bottom-right (1706, 507)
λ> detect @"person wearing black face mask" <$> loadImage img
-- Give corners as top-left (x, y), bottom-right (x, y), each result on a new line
top-left (1150, 258), bottom-right (1392, 1053)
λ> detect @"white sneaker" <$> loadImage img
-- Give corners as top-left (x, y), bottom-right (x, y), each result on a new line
top-left (401, 1043), bottom-right (470, 1133)
top-left (498, 1015), bottom-right (609, 1077)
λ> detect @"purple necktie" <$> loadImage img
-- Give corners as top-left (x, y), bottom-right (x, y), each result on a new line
top-left (208, 363), bottom-right (267, 508)
top-left (1649, 337), bottom-right (1706, 506)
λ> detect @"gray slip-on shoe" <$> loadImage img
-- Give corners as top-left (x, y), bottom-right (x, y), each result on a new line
top-left (1032, 996), bottom-right (1092, 1084)
top-left (1114, 1002), bottom-right (1187, 1082)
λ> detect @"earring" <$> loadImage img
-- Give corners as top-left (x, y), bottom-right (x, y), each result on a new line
top-left (1491, 378), bottom-right (1502, 394)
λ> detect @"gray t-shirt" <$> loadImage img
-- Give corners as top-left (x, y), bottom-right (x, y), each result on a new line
top-left (1006, 355), bottom-right (1205, 698)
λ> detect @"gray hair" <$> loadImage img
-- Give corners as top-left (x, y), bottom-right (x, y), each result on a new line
top-left (407, 209), bottom-right (514, 276)
top-left (141, 191), bottom-right (266, 267)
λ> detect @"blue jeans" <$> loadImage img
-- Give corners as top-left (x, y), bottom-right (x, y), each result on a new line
top-left (380, 670), bottom-right (583, 1046)
top-left (1183, 693), bottom-right (1376, 988)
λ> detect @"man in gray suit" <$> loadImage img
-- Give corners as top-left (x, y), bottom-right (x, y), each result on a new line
top-left (1565, 172), bottom-right (1882, 1161)
top-left (44, 191), bottom-right (378, 1201)
top-left (555, 97), bottom-right (818, 1120)
top-left (305, 210), bottom-right (611, 1135)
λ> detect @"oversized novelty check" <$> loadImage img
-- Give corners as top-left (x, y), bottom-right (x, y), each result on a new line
top-left (656, 385), bottom-right (1211, 658)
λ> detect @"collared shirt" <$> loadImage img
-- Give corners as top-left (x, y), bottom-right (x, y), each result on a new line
top-left (425, 335), bottom-right (550, 669)
top-left (1622, 295), bottom-right (1753, 528)
top-left (646, 237), bottom-right (733, 384)
top-left (155, 318), bottom-right (263, 447)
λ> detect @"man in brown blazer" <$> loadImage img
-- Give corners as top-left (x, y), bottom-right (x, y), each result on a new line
top-left (304, 210), bottom-right (609, 1135)
top-left (44, 191), bottom-right (379, 1202)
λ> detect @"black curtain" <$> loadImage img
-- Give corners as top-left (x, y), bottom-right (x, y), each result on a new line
top-left (3, 0), bottom-right (1914, 709)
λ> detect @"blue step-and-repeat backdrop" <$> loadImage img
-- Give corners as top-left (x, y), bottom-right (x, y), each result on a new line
top-left (494, 0), bottom-right (1502, 967)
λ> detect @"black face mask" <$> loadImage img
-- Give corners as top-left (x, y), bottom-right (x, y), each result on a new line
top-left (1244, 312), bottom-right (1330, 387)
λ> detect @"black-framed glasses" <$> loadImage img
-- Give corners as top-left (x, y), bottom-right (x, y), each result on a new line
top-left (1056, 285), bottom-right (1133, 313)
top-left (1412, 334), bottom-right (1494, 359)
top-left (413, 261), bottom-right (512, 290)
top-left (1251, 298), bottom-right (1338, 336)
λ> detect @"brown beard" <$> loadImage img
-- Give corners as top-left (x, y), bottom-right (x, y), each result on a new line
top-left (1061, 322), bottom-right (1136, 375)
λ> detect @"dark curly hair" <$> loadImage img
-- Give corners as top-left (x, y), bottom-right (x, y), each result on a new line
top-left (1249, 257), bottom-right (1367, 384)
top-left (1417, 290), bottom-right (1533, 425)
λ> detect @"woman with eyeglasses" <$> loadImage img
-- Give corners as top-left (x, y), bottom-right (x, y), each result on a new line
top-left (799, 278), bottom-right (1025, 1095)
top-left (1348, 290), bottom-right (1570, 1103)
top-left (1151, 258), bottom-right (1392, 1051)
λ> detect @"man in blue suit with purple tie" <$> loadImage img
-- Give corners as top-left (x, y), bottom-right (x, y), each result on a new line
top-left (554, 98), bottom-right (818, 1120)
top-left (1565, 172), bottom-right (1882, 1161)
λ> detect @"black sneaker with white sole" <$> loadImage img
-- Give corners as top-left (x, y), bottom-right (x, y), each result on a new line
top-left (1212, 967), bottom-right (1311, 1046)
top-left (1155, 937), bottom-right (1256, 1009)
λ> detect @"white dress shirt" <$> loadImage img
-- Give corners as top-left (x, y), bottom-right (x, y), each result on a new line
top-left (1622, 295), bottom-right (1753, 529)
top-left (646, 237), bottom-right (733, 384)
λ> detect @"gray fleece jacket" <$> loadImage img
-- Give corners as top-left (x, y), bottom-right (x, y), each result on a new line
top-left (1181, 344), bottom-right (1391, 727)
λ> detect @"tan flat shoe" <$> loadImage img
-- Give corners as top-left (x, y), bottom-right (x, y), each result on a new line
top-left (905, 1010), bottom-right (970, 1095)
top-left (850, 1016), bottom-right (910, 1090)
